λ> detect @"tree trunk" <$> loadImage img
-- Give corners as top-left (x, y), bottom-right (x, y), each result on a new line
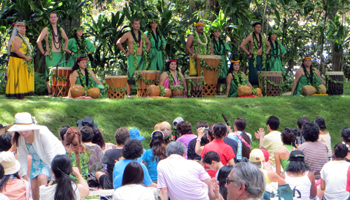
top-left (328, 7), bottom-right (342, 71)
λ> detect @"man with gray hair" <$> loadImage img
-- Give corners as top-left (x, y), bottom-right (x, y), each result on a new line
top-left (157, 141), bottom-right (211, 200)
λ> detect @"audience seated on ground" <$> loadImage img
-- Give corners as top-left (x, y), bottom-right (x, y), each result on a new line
top-left (315, 116), bottom-right (332, 159)
top-left (59, 125), bottom-right (70, 142)
top-left (96, 127), bottom-right (129, 189)
top-left (227, 117), bottom-right (252, 162)
top-left (92, 128), bottom-right (116, 152)
top-left (176, 121), bottom-right (197, 150)
top-left (203, 151), bottom-right (224, 179)
top-left (129, 128), bottom-right (146, 162)
top-left (39, 154), bottom-right (89, 200)
top-left (341, 127), bottom-right (350, 162)
top-left (274, 128), bottom-right (295, 175)
top-left (113, 162), bottom-right (156, 200)
top-left (187, 121), bottom-right (209, 160)
top-left (0, 133), bottom-right (12, 152)
top-left (112, 139), bottom-right (156, 190)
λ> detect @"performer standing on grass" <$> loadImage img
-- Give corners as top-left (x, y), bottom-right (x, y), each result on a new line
top-left (146, 18), bottom-right (167, 72)
top-left (266, 30), bottom-right (287, 76)
top-left (67, 26), bottom-right (95, 67)
top-left (116, 19), bottom-right (151, 97)
top-left (6, 22), bottom-right (34, 99)
top-left (210, 26), bottom-right (231, 94)
top-left (240, 22), bottom-right (271, 86)
top-left (37, 12), bottom-right (69, 95)
top-left (186, 21), bottom-right (213, 76)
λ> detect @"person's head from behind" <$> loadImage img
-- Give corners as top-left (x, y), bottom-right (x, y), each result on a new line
top-left (166, 141), bottom-right (187, 157)
top-left (281, 128), bottom-right (295, 145)
top-left (213, 123), bottom-right (227, 139)
top-left (196, 121), bottom-right (209, 129)
top-left (334, 142), bottom-right (348, 159)
top-left (51, 154), bottom-right (76, 200)
top-left (341, 127), bottom-right (350, 143)
top-left (92, 128), bottom-right (105, 149)
top-left (0, 164), bottom-right (4, 179)
top-left (80, 126), bottom-right (94, 143)
top-left (226, 162), bottom-right (266, 200)
top-left (115, 127), bottom-right (130, 146)
top-left (217, 165), bottom-right (234, 200)
top-left (0, 133), bottom-right (12, 152)
top-left (122, 139), bottom-right (143, 160)
top-left (249, 149), bottom-right (265, 167)
top-left (315, 116), bottom-right (326, 131)
top-left (59, 125), bottom-right (70, 141)
top-left (208, 124), bottom-right (215, 141)
top-left (203, 151), bottom-right (221, 171)
top-left (159, 121), bottom-right (171, 132)
top-left (234, 118), bottom-right (246, 132)
top-left (297, 116), bottom-right (310, 130)
top-left (150, 131), bottom-right (166, 161)
top-left (234, 118), bottom-right (251, 158)
top-left (176, 121), bottom-right (192, 136)
top-left (266, 116), bottom-right (279, 131)
top-left (301, 122), bottom-right (319, 142)
top-left (63, 127), bottom-right (85, 153)
top-left (286, 150), bottom-right (309, 173)
top-left (0, 152), bottom-right (20, 192)
top-left (121, 162), bottom-right (144, 186)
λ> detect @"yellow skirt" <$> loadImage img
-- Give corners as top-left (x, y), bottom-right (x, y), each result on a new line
top-left (6, 56), bottom-right (34, 97)
top-left (189, 56), bottom-right (197, 75)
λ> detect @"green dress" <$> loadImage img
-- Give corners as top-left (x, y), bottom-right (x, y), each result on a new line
top-left (293, 75), bottom-right (322, 95)
top-left (213, 38), bottom-right (231, 84)
top-left (228, 73), bottom-right (248, 97)
top-left (75, 69), bottom-right (106, 97)
top-left (145, 31), bottom-right (167, 72)
top-left (266, 42), bottom-right (287, 75)
top-left (67, 38), bottom-right (95, 67)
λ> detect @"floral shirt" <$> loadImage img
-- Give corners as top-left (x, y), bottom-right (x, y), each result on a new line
top-left (84, 143), bottom-right (104, 174)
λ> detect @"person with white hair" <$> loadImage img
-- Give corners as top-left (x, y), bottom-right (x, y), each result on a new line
top-left (6, 22), bottom-right (34, 99)
top-left (8, 112), bottom-right (66, 200)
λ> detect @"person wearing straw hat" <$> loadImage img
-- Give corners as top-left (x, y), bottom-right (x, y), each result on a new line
top-left (6, 22), bottom-right (34, 99)
top-left (67, 26), bottom-right (95, 67)
top-left (186, 21), bottom-right (214, 76)
top-left (226, 60), bottom-right (252, 97)
top-left (266, 30), bottom-right (287, 75)
top-left (210, 26), bottom-right (231, 95)
top-left (0, 151), bottom-right (30, 200)
top-left (290, 56), bottom-right (325, 95)
top-left (8, 112), bottom-right (66, 200)
top-left (146, 18), bottom-right (167, 72)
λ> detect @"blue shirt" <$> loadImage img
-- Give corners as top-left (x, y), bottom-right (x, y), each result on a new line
top-left (112, 159), bottom-right (153, 190)
top-left (142, 149), bottom-right (158, 181)
top-left (227, 131), bottom-right (252, 160)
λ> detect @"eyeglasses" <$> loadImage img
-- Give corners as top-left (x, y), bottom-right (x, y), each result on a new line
top-left (226, 177), bottom-right (235, 185)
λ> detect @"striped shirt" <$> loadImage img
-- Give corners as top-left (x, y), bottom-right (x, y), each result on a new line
top-left (298, 141), bottom-right (328, 180)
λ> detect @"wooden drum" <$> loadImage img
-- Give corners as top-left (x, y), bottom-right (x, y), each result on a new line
top-left (195, 55), bottom-right (221, 97)
top-left (326, 71), bottom-right (344, 95)
top-left (135, 70), bottom-right (160, 97)
top-left (185, 76), bottom-right (204, 97)
top-left (105, 76), bottom-right (128, 99)
top-left (50, 67), bottom-right (71, 97)
top-left (258, 71), bottom-right (283, 96)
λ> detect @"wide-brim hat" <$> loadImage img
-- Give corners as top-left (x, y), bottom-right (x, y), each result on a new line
top-left (0, 152), bottom-right (20, 175)
top-left (7, 112), bottom-right (40, 132)
top-left (77, 116), bottom-right (98, 129)
top-left (129, 128), bottom-right (145, 141)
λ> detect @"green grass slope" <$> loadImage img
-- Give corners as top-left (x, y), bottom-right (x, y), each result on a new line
top-left (1, 82), bottom-right (350, 149)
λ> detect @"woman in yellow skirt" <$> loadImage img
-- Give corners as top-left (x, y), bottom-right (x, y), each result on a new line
top-left (6, 22), bottom-right (34, 99)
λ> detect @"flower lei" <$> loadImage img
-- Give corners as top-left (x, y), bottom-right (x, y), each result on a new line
top-left (47, 24), bottom-right (65, 59)
top-left (304, 66), bottom-right (321, 93)
top-left (232, 70), bottom-right (247, 87)
top-left (193, 31), bottom-right (211, 55)
top-left (195, 30), bottom-right (208, 46)
top-left (76, 36), bottom-right (88, 57)
top-left (252, 32), bottom-right (267, 68)
top-left (77, 69), bottom-right (94, 95)
top-left (131, 30), bottom-right (147, 69)
top-left (167, 71), bottom-right (184, 91)
top-left (17, 33), bottom-right (34, 75)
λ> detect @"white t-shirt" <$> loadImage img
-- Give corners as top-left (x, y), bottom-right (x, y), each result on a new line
top-left (39, 182), bottom-right (80, 200)
top-left (321, 160), bottom-right (350, 200)
top-left (113, 184), bottom-right (156, 200)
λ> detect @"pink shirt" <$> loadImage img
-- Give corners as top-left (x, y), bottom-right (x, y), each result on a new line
top-left (157, 154), bottom-right (210, 200)
top-left (176, 134), bottom-right (197, 149)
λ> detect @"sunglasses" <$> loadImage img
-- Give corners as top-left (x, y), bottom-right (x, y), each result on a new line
top-left (226, 177), bottom-right (235, 185)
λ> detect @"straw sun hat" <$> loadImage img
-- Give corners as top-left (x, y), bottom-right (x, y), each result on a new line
top-left (7, 112), bottom-right (40, 132)
top-left (0, 151), bottom-right (20, 175)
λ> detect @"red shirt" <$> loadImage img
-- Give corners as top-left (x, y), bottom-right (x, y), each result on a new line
top-left (201, 139), bottom-right (235, 166)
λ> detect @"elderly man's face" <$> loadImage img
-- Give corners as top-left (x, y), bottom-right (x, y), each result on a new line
top-left (226, 169), bottom-right (242, 200)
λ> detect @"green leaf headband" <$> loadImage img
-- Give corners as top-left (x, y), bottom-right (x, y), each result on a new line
top-left (71, 26), bottom-right (85, 34)
top-left (148, 18), bottom-right (159, 24)
top-left (210, 26), bottom-right (221, 32)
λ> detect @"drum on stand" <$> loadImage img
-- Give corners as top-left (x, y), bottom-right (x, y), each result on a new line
top-left (50, 67), bottom-right (71, 97)
top-left (195, 55), bottom-right (221, 97)
top-left (326, 71), bottom-right (344, 95)
top-left (105, 76), bottom-right (128, 99)
top-left (258, 71), bottom-right (283, 96)
top-left (135, 70), bottom-right (160, 97)
top-left (185, 76), bottom-right (204, 97)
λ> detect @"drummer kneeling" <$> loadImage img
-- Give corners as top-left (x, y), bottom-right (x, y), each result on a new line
top-left (226, 60), bottom-right (261, 97)
top-left (69, 56), bottom-right (105, 98)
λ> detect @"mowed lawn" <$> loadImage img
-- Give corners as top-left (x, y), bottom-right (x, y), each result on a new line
top-left (1, 81), bottom-right (350, 149)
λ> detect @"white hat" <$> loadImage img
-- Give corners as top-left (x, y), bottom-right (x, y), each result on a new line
top-left (249, 149), bottom-right (265, 163)
top-left (7, 112), bottom-right (40, 132)
top-left (0, 152), bottom-right (20, 175)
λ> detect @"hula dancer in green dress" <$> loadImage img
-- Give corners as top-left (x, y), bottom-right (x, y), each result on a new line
top-left (240, 22), bottom-right (271, 86)
top-left (116, 19), bottom-right (151, 96)
top-left (146, 18), bottom-right (167, 72)
top-left (211, 27), bottom-right (231, 94)
top-left (67, 26), bottom-right (95, 67)
top-left (290, 56), bottom-right (326, 95)
top-left (226, 60), bottom-right (252, 97)
top-left (37, 12), bottom-right (69, 95)
top-left (266, 30), bottom-right (287, 76)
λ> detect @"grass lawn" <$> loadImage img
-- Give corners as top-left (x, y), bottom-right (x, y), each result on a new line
top-left (1, 82), bottom-right (350, 149)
